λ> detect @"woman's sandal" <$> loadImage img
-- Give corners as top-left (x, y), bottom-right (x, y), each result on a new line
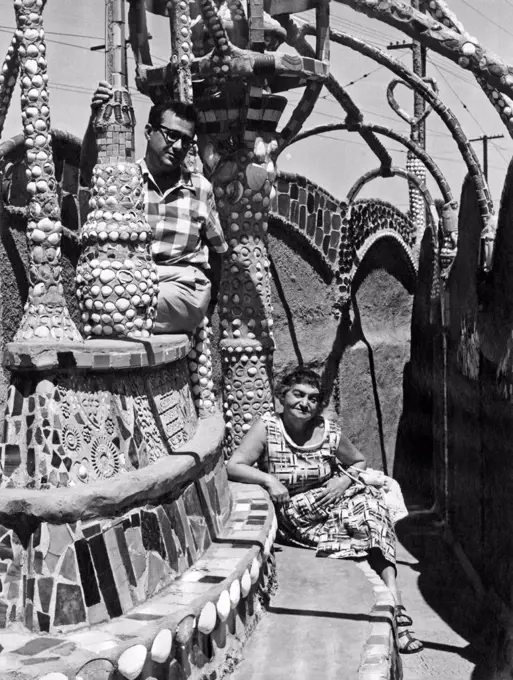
top-left (395, 604), bottom-right (413, 627)
top-left (397, 628), bottom-right (424, 654)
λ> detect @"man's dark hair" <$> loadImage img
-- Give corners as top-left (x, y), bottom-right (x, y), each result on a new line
top-left (147, 100), bottom-right (197, 128)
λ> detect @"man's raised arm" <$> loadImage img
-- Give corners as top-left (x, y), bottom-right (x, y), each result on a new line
top-left (79, 81), bottom-right (113, 187)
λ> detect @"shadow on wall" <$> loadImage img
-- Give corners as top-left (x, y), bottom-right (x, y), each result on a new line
top-left (262, 218), bottom-right (429, 479)
top-left (394, 228), bottom-right (437, 508)
top-left (395, 517), bottom-right (493, 679)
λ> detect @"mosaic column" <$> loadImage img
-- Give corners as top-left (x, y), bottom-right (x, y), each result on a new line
top-left (75, 94), bottom-right (159, 339)
top-left (406, 149), bottom-right (427, 257)
top-left (409, 0), bottom-right (428, 257)
top-left (167, 0), bottom-right (193, 102)
top-left (13, 0), bottom-right (81, 343)
top-left (439, 200), bottom-right (458, 280)
top-left (75, 0), bottom-right (158, 338)
top-left (0, 31), bottom-right (20, 137)
top-left (197, 89), bottom-right (286, 455)
top-left (105, 0), bottom-right (128, 88)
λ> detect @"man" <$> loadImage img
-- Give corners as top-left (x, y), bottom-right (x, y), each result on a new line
top-left (88, 82), bottom-right (228, 334)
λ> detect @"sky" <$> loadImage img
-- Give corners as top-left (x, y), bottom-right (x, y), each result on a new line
top-left (0, 0), bottom-right (512, 213)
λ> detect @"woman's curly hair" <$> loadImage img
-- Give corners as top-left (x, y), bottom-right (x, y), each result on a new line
top-left (275, 367), bottom-right (325, 407)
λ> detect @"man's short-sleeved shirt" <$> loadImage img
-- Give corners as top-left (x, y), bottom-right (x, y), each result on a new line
top-left (139, 159), bottom-right (228, 269)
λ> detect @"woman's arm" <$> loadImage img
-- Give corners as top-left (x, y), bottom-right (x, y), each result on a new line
top-left (335, 432), bottom-right (367, 473)
top-left (226, 419), bottom-right (289, 503)
top-left (317, 431), bottom-right (368, 507)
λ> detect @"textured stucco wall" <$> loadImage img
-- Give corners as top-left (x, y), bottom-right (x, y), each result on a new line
top-left (266, 221), bottom-right (423, 482)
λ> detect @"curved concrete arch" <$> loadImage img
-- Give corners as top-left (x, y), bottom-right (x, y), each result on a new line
top-left (347, 166), bottom-right (438, 233)
top-left (336, 198), bottom-right (417, 309)
top-left (350, 229), bottom-right (418, 296)
top-left (329, 0), bottom-right (513, 105)
top-left (269, 174), bottom-right (417, 312)
top-left (269, 171), bottom-right (348, 273)
top-left (285, 24), bottom-right (392, 168)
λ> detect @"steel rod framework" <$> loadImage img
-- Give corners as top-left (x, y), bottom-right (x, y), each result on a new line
top-left (287, 121), bottom-right (453, 204)
top-left (299, 21), bottom-right (492, 223)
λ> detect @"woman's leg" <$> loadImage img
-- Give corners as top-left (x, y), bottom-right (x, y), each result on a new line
top-left (367, 548), bottom-right (402, 605)
top-left (367, 548), bottom-right (423, 654)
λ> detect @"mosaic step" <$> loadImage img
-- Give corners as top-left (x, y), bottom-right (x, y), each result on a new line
top-left (1, 335), bottom-right (197, 490)
top-left (0, 481), bottom-right (277, 680)
top-left (0, 413), bottom-right (228, 634)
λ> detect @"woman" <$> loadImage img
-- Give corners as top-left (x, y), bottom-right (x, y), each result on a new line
top-left (226, 366), bottom-right (423, 654)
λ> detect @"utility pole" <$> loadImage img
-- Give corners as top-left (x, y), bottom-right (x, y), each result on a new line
top-left (469, 134), bottom-right (505, 182)
top-left (89, 0), bottom-right (129, 87)
top-left (387, 0), bottom-right (427, 256)
top-left (387, 1), bottom-right (427, 148)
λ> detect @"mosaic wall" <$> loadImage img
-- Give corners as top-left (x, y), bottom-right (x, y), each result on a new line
top-left (0, 451), bottom-right (231, 633)
top-left (0, 358), bottom-right (196, 489)
top-left (349, 198), bottom-right (416, 255)
top-left (270, 174), bottom-right (416, 306)
top-left (270, 172), bottom-right (347, 271)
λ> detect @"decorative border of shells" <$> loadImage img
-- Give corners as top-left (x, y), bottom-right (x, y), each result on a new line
top-left (36, 496), bottom-right (278, 680)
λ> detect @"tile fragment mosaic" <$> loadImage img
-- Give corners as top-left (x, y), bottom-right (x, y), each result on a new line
top-left (0, 361), bottom-right (196, 489)
top-left (54, 584), bottom-right (86, 627)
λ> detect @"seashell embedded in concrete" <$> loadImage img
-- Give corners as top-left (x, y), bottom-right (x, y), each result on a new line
top-left (240, 569), bottom-right (251, 597)
top-left (175, 614), bottom-right (196, 645)
top-left (117, 644), bottom-right (147, 680)
top-left (229, 579), bottom-right (241, 608)
top-left (246, 163), bottom-right (267, 191)
top-left (198, 601), bottom-right (217, 634)
top-left (216, 590), bottom-right (231, 621)
top-left (250, 557), bottom-right (260, 584)
top-left (151, 628), bottom-right (173, 663)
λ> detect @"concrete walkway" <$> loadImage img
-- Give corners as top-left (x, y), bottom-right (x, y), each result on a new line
top-left (231, 544), bottom-right (375, 680)
top-left (395, 520), bottom-right (489, 680)
top-left (231, 518), bottom-right (490, 679)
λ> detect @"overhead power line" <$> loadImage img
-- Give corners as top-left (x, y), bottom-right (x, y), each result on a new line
top-left (459, 0), bottom-right (513, 39)
top-left (0, 24), bottom-right (101, 41)
top-left (431, 61), bottom-right (487, 135)
top-left (469, 133), bottom-right (506, 181)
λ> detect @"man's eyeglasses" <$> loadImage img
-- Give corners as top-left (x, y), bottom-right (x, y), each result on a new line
top-left (155, 125), bottom-right (194, 150)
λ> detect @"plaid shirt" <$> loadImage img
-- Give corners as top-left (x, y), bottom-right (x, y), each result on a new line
top-left (139, 159), bottom-right (228, 269)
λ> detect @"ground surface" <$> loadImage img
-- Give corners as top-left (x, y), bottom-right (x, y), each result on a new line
top-left (230, 544), bottom-right (375, 680)
top-left (395, 520), bottom-right (488, 680)
top-left (231, 518), bottom-right (492, 679)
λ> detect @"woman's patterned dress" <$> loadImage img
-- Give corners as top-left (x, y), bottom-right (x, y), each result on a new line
top-left (259, 412), bottom-right (396, 563)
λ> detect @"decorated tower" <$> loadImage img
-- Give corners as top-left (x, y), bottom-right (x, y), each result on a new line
top-left (12, 0), bottom-right (81, 344)
top-left (76, 0), bottom-right (159, 339)
top-left (130, 0), bottom-right (330, 454)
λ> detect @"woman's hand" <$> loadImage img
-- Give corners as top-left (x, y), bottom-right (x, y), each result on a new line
top-left (92, 80), bottom-right (113, 111)
top-left (317, 476), bottom-right (351, 507)
top-left (264, 476), bottom-right (290, 504)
